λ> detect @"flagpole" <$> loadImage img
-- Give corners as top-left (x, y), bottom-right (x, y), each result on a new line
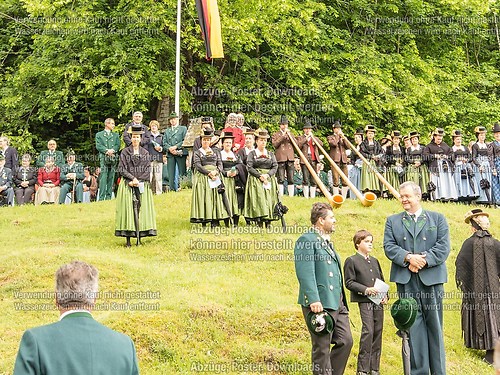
top-left (174, 0), bottom-right (181, 115)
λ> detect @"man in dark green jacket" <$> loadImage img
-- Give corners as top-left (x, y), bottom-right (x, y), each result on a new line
top-left (95, 118), bottom-right (121, 201)
top-left (59, 151), bottom-right (85, 204)
top-left (294, 202), bottom-right (353, 375)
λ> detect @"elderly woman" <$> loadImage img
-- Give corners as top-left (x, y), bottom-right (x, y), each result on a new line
top-left (14, 154), bottom-right (37, 205)
top-left (456, 209), bottom-right (500, 365)
top-left (34, 156), bottom-right (60, 205)
top-left (243, 129), bottom-right (279, 228)
top-left (115, 124), bottom-right (157, 246)
top-left (190, 129), bottom-right (228, 227)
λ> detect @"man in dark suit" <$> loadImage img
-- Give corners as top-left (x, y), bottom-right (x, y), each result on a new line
top-left (13, 154), bottom-right (37, 205)
top-left (296, 120), bottom-right (321, 198)
top-left (163, 112), bottom-right (187, 192)
top-left (123, 111), bottom-right (151, 147)
top-left (0, 136), bottom-right (19, 170)
top-left (0, 154), bottom-right (14, 206)
top-left (295, 202), bottom-right (353, 375)
top-left (384, 181), bottom-right (449, 375)
top-left (271, 115), bottom-right (295, 197)
top-left (327, 121), bottom-right (349, 197)
top-left (14, 260), bottom-right (139, 375)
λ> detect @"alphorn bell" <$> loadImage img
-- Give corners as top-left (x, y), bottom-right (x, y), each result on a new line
top-left (288, 133), bottom-right (344, 208)
top-left (341, 135), bottom-right (401, 199)
top-left (312, 138), bottom-right (376, 207)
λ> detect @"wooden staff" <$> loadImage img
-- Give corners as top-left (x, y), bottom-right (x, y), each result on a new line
top-left (312, 138), bottom-right (376, 207)
top-left (288, 133), bottom-right (344, 208)
top-left (341, 135), bottom-right (401, 199)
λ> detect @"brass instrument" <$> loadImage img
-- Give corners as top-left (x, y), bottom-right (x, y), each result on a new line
top-left (288, 133), bottom-right (344, 208)
top-left (341, 135), bottom-right (401, 199)
top-left (312, 138), bottom-right (376, 207)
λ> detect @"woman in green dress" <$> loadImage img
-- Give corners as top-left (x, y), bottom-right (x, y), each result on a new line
top-left (243, 128), bottom-right (279, 228)
top-left (115, 124), bottom-right (157, 247)
top-left (190, 129), bottom-right (229, 226)
top-left (359, 125), bottom-right (383, 195)
top-left (405, 131), bottom-right (430, 199)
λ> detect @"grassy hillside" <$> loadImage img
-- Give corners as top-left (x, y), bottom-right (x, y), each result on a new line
top-left (0, 192), bottom-right (498, 374)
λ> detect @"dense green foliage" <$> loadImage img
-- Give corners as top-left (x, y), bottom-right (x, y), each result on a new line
top-left (1, 0), bottom-right (500, 156)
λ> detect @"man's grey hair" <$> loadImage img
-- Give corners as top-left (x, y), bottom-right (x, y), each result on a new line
top-left (399, 181), bottom-right (421, 196)
top-left (55, 261), bottom-right (98, 309)
top-left (133, 111), bottom-right (143, 117)
top-left (0, 136), bottom-right (9, 145)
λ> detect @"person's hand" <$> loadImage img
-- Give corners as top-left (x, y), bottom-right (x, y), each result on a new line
top-left (21, 181), bottom-right (28, 188)
top-left (233, 144), bottom-right (241, 151)
top-left (414, 161), bottom-right (421, 167)
top-left (128, 178), bottom-right (139, 187)
top-left (168, 146), bottom-right (177, 154)
top-left (409, 264), bottom-right (420, 273)
top-left (409, 253), bottom-right (427, 269)
top-left (381, 295), bottom-right (389, 304)
top-left (154, 145), bottom-right (162, 152)
top-left (83, 185), bottom-right (89, 192)
top-left (365, 287), bottom-right (378, 296)
top-left (67, 173), bottom-right (76, 180)
top-left (310, 301), bottom-right (323, 313)
top-left (106, 149), bottom-right (115, 156)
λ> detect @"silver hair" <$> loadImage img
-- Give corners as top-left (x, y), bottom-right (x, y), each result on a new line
top-left (55, 261), bottom-right (98, 309)
top-left (133, 111), bottom-right (143, 117)
top-left (0, 136), bottom-right (9, 145)
top-left (399, 181), bottom-right (421, 196)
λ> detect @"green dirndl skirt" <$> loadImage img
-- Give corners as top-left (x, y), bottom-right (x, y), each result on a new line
top-left (243, 169), bottom-right (279, 220)
top-left (386, 166), bottom-right (404, 192)
top-left (360, 160), bottom-right (381, 192)
top-left (190, 167), bottom-right (229, 223)
top-left (115, 179), bottom-right (157, 238)
top-left (221, 175), bottom-right (240, 216)
top-left (405, 164), bottom-right (430, 195)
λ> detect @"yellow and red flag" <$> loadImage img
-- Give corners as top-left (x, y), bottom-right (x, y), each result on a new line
top-left (195, 0), bottom-right (224, 59)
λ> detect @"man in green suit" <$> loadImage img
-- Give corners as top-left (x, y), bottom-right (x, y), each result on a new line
top-left (14, 260), bottom-right (139, 375)
top-left (294, 202), bottom-right (353, 375)
top-left (35, 139), bottom-right (65, 168)
top-left (95, 118), bottom-right (121, 200)
top-left (163, 112), bottom-right (187, 191)
top-left (59, 151), bottom-right (85, 204)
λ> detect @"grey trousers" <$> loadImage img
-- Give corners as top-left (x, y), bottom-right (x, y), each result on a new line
top-left (357, 302), bottom-right (384, 373)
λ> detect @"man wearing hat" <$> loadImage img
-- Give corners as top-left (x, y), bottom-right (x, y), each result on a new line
top-left (327, 120), bottom-right (349, 197)
top-left (456, 209), bottom-right (500, 365)
top-left (489, 122), bottom-right (500, 205)
top-left (297, 119), bottom-right (321, 198)
top-left (96, 118), bottom-right (121, 201)
top-left (295, 202), bottom-right (353, 375)
top-left (0, 154), bottom-right (14, 206)
top-left (163, 112), bottom-right (188, 192)
top-left (58, 151), bottom-right (84, 204)
top-left (123, 111), bottom-right (151, 147)
top-left (384, 181), bottom-right (450, 375)
top-left (271, 115), bottom-right (295, 197)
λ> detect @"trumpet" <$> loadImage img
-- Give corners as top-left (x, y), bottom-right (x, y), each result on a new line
top-left (312, 138), bottom-right (376, 207)
top-left (341, 135), bottom-right (401, 199)
top-left (289, 135), bottom-right (344, 208)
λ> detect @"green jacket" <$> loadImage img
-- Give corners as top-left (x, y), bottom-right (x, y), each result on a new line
top-left (294, 229), bottom-right (348, 310)
top-left (95, 130), bottom-right (121, 166)
top-left (14, 311), bottom-right (139, 375)
top-left (163, 126), bottom-right (187, 157)
top-left (36, 150), bottom-right (65, 168)
top-left (60, 162), bottom-right (85, 183)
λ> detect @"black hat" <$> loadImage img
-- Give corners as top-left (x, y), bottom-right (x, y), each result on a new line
top-left (474, 126), bottom-right (487, 135)
top-left (201, 116), bottom-right (213, 124)
top-left (403, 135), bottom-right (410, 142)
top-left (202, 129), bottom-right (215, 138)
top-left (306, 311), bottom-right (335, 336)
top-left (279, 115), bottom-right (288, 125)
top-left (127, 124), bottom-right (144, 135)
top-left (391, 298), bottom-right (418, 331)
top-left (391, 130), bottom-right (401, 138)
top-left (451, 130), bottom-right (462, 138)
top-left (221, 131), bottom-right (235, 140)
top-left (493, 122), bottom-right (500, 133)
top-left (409, 131), bottom-right (420, 139)
top-left (333, 120), bottom-right (342, 129)
top-left (354, 128), bottom-right (364, 136)
top-left (254, 128), bottom-right (270, 139)
top-left (464, 208), bottom-right (489, 224)
top-left (303, 119), bottom-right (313, 130)
top-left (379, 136), bottom-right (392, 146)
top-left (364, 125), bottom-right (376, 133)
top-left (432, 128), bottom-right (445, 136)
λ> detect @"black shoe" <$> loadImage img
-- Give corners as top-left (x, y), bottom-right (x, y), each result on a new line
top-left (125, 237), bottom-right (131, 247)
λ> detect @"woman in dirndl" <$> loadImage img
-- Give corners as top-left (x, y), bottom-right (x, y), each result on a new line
top-left (423, 128), bottom-right (458, 201)
top-left (243, 128), bottom-right (279, 228)
top-left (348, 128), bottom-right (363, 199)
top-left (220, 131), bottom-right (243, 226)
top-left (384, 131), bottom-right (405, 194)
top-left (405, 131), bottom-right (430, 199)
top-left (451, 130), bottom-right (478, 202)
top-left (190, 129), bottom-right (229, 227)
top-left (115, 124), bottom-right (157, 247)
top-left (472, 126), bottom-right (493, 205)
top-left (489, 122), bottom-right (500, 206)
top-left (359, 125), bottom-right (383, 195)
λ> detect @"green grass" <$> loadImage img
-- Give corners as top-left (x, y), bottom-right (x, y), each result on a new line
top-left (0, 192), bottom-right (498, 374)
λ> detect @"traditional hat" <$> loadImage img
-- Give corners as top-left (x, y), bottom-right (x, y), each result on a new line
top-left (391, 298), bottom-right (418, 331)
top-left (379, 136), bottom-right (392, 146)
top-left (391, 130), bottom-right (401, 138)
top-left (279, 115), bottom-right (288, 125)
top-left (168, 112), bottom-right (179, 120)
top-left (432, 128), bottom-right (445, 137)
top-left (201, 116), bottom-right (213, 124)
top-left (354, 128), bottom-right (364, 136)
top-left (409, 131), bottom-right (420, 139)
top-left (303, 119), bottom-right (313, 130)
top-left (364, 125), bottom-right (376, 133)
top-left (464, 208), bottom-right (489, 224)
top-left (127, 124), bottom-right (144, 134)
top-left (254, 128), bottom-right (270, 139)
top-left (402, 135), bottom-right (410, 142)
top-left (66, 149), bottom-right (76, 158)
top-left (221, 130), bottom-right (235, 140)
top-left (451, 130), bottom-right (462, 138)
top-left (333, 120), bottom-right (342, 129)
top-left (201, 129), bottom-right (215, 138)
top-left (474, 126), bottom-right (487, 134)
top-left (493, 122), bottom-right (500, 133)
top-left (306, 311), bottom-right (335, 336)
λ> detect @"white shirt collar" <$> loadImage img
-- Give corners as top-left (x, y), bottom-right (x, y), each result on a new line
top-left (254, 148), bottom-right (268, 158)
top-left (408, 207), bottom-right (423, 220)
top-left (220, 150), bottom-right (236, 160)
top-left (59, 309), bottom-right (92, 321)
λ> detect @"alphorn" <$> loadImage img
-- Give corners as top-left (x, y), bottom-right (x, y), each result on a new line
top-left (312, 138), bottom-right (376, 207)
top-left (341, 135), bottom-right (401, 199)
top-left (288, 133), bottom-right (344, 208)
